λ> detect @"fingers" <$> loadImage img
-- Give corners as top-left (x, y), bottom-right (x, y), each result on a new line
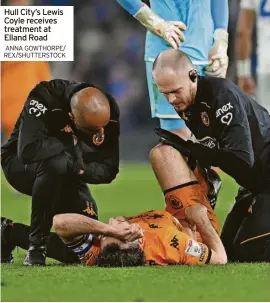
top-left (172, 21), bottom-right (187, 31)
top-left (170, 24), bottom-right (185, 42)
top-left (127, 224), bottom-right (144, 242)
top-left (164, 21), bottom-right (186, 49)
top-left (204, 58), bottom-right (228, 78)
top-left (167, 37), bottom-right (178, 49)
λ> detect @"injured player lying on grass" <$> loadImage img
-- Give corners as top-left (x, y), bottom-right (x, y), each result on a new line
top-left (1, 145), bottom-right (227, 266)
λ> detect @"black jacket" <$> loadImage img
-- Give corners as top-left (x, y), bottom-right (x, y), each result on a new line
top-left (180, 76), bottom-right (270, 191)
top-left (1, 79), bottom-right (120, 184)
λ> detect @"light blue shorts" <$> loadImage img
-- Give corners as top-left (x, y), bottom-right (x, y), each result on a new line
top-left (146, 60), bottom-right (206, 130)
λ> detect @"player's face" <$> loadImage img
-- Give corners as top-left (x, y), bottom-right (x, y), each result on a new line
top-left (154, 72), bottom-right (196, 112)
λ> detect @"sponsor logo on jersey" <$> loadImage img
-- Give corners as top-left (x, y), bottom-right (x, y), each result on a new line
top-left (185, 239), bottom-right (202, 257)
top-left (199, 244), bottom-right (207, 262)
top-left (216, 102), bottom-right (233, 125)
top-left (28, 100), bottom-right (48, 117)
top-left (216, 102), bottom-right (233, 118)
top-left (198, 136), bottom-right (216, 149)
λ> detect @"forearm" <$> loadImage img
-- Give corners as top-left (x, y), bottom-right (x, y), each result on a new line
top-left (185, 205), bottom-right (227, 264)
top-left (236, 15), bottom-right (252, 61)
top-left (236, 9), bottom-right (255, 76)
top-left (53, 214), bottom-right (111, 241)
top-left (81, 151), bottom-right (119, 184)
top-left (211, 0), bottom-right (228, 30)
top-left (116, 0), bottom-right (143, 15)
top-left (18, 136), bottom-right (73, 164)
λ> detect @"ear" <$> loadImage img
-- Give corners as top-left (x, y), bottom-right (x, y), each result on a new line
top-left (189, 69), bottom-right (198, 83)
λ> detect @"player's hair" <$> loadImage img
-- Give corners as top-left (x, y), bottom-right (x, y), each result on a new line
top-left (94, 243), bottom-right (145, 267)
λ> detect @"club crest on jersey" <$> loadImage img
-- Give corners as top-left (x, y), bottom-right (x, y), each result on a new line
top-left (167, 195), bottom-right (183, 210)
top-left (201, 112), bottom-right (210, 126)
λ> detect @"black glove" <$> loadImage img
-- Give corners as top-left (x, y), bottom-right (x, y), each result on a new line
top-left (65, 143), bottom-right (84, 175)
top-left (154, 127), bottom-right (191, 157)
top-left (154, 127), bottom-right (218, 167)
top-left (199, 166), bottom-right (222, 210)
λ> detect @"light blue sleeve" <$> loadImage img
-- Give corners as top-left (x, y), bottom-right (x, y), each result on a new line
top-left (211, 0), bottom-right (229, 30)
top-left (116, 0), bottom-right (143, 16)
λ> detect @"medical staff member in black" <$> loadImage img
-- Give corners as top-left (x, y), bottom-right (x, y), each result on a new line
top-left (152, 49), bottom-right (270, 262)
top-left (1, 80), bottom-right (120, 266)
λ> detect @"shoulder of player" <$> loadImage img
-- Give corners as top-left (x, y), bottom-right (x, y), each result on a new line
top-left (27, 79), bottom-right (69, 109)
top-left (198, 77), bottom-right (241, 110)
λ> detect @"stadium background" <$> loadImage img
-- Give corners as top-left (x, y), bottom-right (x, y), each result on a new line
top-left (1, 0), bottom-right (270, 302)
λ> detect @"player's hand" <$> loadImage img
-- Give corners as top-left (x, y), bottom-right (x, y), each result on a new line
top-left (185, 205), bottom-right (208, 226)
top-left (238, 76), bottom-right (256, 96)
top-left (204, 29), bottom-right (229, 78)
top-left (156, 20), bottom-right (186, 49)
top-left (108, 218), bottom-right (144, 242)
top-left (134, 4), bottom-right (186, 49)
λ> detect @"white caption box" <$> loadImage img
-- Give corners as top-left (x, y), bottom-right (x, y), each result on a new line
top-left (0, 6), bottom-right (74, 61)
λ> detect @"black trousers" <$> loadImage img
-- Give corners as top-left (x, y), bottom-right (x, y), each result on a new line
top-left (221, 187), bottom-right (270, 262)
top-left (1, 152), bottom-right (98, 248)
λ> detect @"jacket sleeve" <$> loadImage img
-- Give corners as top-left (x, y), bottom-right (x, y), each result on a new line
top-left (18, 97), bottom-right (73, 164)
top-left (190, 87), bottom-right (255, 187)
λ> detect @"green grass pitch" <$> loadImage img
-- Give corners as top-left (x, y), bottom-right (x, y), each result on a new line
top-left (1, 163), bottom-right (270, 302)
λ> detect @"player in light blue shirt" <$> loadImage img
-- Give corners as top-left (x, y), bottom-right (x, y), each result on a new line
top-left (116, 0), bottom-right (229, 139)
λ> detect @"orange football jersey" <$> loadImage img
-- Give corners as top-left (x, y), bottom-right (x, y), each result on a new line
top-left (80, 210), bottom-right (211, 266)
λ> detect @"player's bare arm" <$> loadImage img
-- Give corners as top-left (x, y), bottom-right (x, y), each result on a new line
top-left (53, 214), bottom-right (143, 244)
top-left (185, 205), bottom-right (227, 264)
top-left (237, 8), bottom-right (256, 95)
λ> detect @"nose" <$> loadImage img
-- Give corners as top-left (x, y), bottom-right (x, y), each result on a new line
top-left (168, 93), bottom-right (176, 104)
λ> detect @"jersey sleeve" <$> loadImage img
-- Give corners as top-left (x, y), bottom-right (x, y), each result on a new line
top-left (18, 95), bottom-right (73, 164)
top-left (162, 228), bottom-right (211, 265)
top-left (211, 0), bottom-right (229, 30)
top-left (116, 0), bottom-right (143, 15)
top-left (214, 87), bottom-right (255, 168)
top-left (191, 83), bottom-right (255, 188)
top-left (181, 234), bottom-right (212, 265)
top-left (66, 233), bottom-right (101, 266)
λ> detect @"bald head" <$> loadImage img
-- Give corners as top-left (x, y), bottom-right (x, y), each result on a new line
top-left (70, 87), bottom-right (110, 132)
top-left (152, 50), bottom-right (197, 113)
top-left (153, 49), bottom-right (193, 79)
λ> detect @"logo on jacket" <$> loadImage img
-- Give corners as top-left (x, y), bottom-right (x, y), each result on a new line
top-left (61, 124), bottom-right (73, 133)
top-left (198, 137), bottom-right (216, 149)
top-left (216, 102), bottom-right (234, 125)
top-left (201, 112), bottom-right (210, 127)
top-left (28, 100), bottom-right (48, 117)
top-left (83, 201), bottom-right (97, 217)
